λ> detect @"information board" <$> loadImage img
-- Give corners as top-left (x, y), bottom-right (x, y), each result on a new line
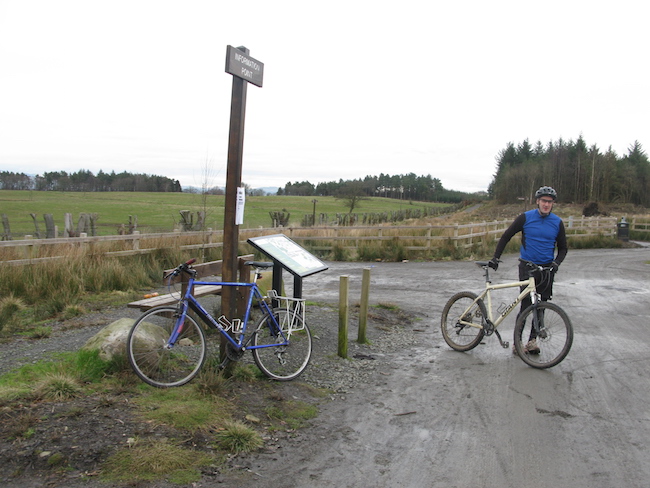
top-left (247, 234), bottom-right (328, 277)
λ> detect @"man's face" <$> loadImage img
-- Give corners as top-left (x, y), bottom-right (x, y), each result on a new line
top-left (537, 197), bottom-right (554, 216)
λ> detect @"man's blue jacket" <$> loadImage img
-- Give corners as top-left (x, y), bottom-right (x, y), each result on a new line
top-left (494, 209), bottom-right (568, 265)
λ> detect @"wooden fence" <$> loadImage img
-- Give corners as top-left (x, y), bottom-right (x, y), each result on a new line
top-left (0, 216), bottom-right (633, 265)
top-left (282, 217), bottom-right (620, 251)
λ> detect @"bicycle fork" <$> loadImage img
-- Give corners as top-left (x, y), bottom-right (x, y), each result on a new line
top-left (530, 307), bottom-right (547, 340)
top-left (166, 303), bottom-right (190, 348)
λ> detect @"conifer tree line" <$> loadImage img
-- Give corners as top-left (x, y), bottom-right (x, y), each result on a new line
top-left (0, 170), bottom-right (182, 192)
top-left (490, 137), bottom-right (649, 205)
top-left (279, 173), bottom-right (480, 203)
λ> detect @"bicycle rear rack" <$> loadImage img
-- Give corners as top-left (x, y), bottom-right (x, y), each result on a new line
top-left (266, 290), bottom-right (306, 332)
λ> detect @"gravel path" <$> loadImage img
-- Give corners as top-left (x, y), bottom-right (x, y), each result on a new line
top-left (0, 306), bottom-right (144, 376)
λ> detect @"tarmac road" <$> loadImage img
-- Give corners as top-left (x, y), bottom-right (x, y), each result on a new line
top-left (242, 245), bottom-right (650, 488)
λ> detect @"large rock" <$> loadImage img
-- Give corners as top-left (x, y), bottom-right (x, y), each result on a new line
top-left (83, 318), bottom-right (135, 361)
top-left (83, 317), bottom-right (169, 362)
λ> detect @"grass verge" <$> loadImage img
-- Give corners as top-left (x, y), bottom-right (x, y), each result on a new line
top-left (0, 346), bottom-right (325, 485)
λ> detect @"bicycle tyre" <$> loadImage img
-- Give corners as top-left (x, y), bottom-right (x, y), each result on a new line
top-left (513, 302), bottom-right (573, 369)
top-left (252, 308), bottom-right (312, 381)
top-left (127, 306), bottom-right (207, 387)
top-left (441, 291), bottom-right (487, 351)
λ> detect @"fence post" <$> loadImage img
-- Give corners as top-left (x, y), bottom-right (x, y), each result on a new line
top-left (78, 232), bottom-right (89, 253)
top-left (24, 235), bottom-right (34, 260)
top-left (338, 275), bottom-right (349, 358)
top-left (64, 213), bottom-right (73, 237)
top-left (1, 213), bottom-right (11, 241)
top-left (358, 268), bottom-right (371, 344)
top-left (132, 230), bottom-right (140, 251)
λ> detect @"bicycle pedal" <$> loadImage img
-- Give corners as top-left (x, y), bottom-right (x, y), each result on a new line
top-left (502, 341), bottom-right (509, 349)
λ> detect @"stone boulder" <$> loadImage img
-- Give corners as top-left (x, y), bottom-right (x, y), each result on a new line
top-left (82, 318), bottom-right (196, 363)
top-left (82, 317), bottom-right (169, 362)
top-left (82, 318), bottom-right (135, 361)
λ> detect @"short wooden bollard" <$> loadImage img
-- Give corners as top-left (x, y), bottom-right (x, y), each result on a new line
top-left (358, 267), bottom-right (371, 344)
top-left (338, 275), bottom-right (349, 358)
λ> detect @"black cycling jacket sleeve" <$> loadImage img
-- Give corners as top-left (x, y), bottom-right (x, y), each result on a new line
top-left (493, 213), bottom-right (526, 260)
top-left (555, 221), bottom-right (568, 265)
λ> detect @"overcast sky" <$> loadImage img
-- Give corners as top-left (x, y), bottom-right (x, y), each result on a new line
top-left (1, 0), bottom-right (647, 193)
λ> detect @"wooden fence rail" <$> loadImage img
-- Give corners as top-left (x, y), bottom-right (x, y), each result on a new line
top-left (0, 216), bottom-right (638, 265)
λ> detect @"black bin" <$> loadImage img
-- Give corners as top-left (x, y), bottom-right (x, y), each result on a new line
top-left (617, 218), bottom-right (629, 241)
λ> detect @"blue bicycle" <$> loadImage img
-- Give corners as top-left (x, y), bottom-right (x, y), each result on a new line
top-left (127, 259), bottom-right (312, 387)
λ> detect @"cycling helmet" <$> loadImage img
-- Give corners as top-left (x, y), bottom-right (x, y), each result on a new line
top-left (535, 186), bottom-right (557, 200)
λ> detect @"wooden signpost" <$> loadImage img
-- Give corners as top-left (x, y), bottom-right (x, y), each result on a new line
top-left (225, 45), bottom-right (264, 88)
top-left (221, 46), bottom-right (264, 347)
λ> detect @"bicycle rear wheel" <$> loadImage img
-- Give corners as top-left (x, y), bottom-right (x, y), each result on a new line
top-left (252, 309), bottom-right (312, 381)
top-left (441, 291), bottom-right (486, 351)
top-left (127, 306), bottom-right (207, 387)
top-left (513, 302), bottom-right (573, 369)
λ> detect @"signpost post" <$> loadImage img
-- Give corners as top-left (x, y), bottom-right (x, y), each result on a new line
top-left (222, 46), bottom-right (264, 358)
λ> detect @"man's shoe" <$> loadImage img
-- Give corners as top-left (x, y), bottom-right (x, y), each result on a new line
top-left (524, 339), bottom-right (540, 354)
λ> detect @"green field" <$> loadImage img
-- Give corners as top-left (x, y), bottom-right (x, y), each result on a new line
top-left (0, 191), bottom-right (449, 237)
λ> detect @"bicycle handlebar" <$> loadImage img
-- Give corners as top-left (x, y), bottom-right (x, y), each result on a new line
top-left (476, 259), bottom-right (554, 279)
top-left (518, 259), bottom-right (555, 273)
top-left (476, 260), bottom-right (553, 271)
top-left (164, 258), bottom-right (197, 280)
top-left (163, 258), bottom-right (275, 283)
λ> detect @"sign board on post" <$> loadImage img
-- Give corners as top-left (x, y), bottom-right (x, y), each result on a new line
top-left (247, 234), bottom-right (328, 278)
top-left (248, 234), bottom-right (328, 303)
top-left (225, 45), bottom-right (264, 87)
top-left (235, 187), bottom-right (245, 225)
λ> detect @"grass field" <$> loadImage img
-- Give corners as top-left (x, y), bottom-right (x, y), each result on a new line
top-left (0, 190), bottom-right (450, 237)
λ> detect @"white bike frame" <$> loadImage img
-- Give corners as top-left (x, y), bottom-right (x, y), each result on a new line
top-left (460, 275), bottom-right (538, 331)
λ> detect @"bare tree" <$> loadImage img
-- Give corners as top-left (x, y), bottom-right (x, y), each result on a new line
top-left (335, 181), bottom-right (369, 213)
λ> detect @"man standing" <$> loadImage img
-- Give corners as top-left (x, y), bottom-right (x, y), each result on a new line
top-left (488, 186), bottom-right (568, 353)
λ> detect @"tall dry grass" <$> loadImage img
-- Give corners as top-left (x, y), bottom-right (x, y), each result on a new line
top-left (0, 239), bottom-right (227, 331)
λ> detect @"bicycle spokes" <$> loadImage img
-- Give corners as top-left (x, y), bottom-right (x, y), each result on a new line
top-left (252, 309), bottom-right (312, 381)
top-left (441, 292), bottom-right (486, 352)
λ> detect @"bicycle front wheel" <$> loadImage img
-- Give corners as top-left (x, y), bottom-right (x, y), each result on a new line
top-left (514, 302), bottom-right (573, 369)
top-left (127, 306), bottom-right (207, 387)
top-left (252, 309), bottom-right (312, 381)
top-left (441, 291), bottom-right (487, 351)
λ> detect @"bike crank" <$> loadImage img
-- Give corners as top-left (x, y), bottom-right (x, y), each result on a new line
top-left (493, 329), bottom-right (510, 349)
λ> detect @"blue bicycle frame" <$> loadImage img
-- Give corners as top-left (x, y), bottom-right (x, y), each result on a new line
top-left (167, 276), bottom-right (287, 351)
